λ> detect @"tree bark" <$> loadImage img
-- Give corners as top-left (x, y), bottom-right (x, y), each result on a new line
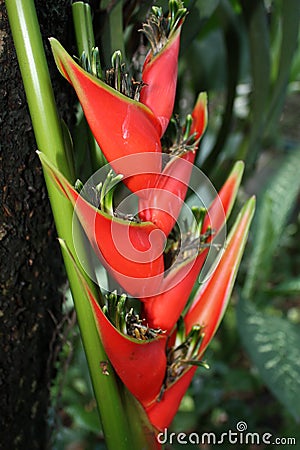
top-left (0, 1), bottom-right (75, 448)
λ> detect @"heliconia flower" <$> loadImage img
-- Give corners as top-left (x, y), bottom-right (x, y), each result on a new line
top-left (184, 197), bottom-right (256, 353)
top-left (38, 151), bottom-right (165, 298)
top-left (138, 93), bottom-right (208, 236)
top-left (141, 160), bottom-right (244, 332)
top-left (145, 196), bottom-right (256, 430)
top-left (140, 2), bottom-right (188, 134)
top-left (140, 32), bottom-right (180, 134)
top-left (50, 38), bottom-right (162, 193)
top-left (59, 239), bottom-right (167, 408)
top-left (50, 2), bottom-right (187, 194)
top-left (146, 366), bottom-right (197, 432)
top-left (91, 298), bottom-right (167, 408)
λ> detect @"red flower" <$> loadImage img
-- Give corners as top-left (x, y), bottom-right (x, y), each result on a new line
top-left (140, 14), bottom-right (185, 134)
top-left (138, 93), bottom-right (207, 236)
top-left (60, 240), bottom-right (167, 408)
top-left (57, 183), bottom-right (255, 428)
top-left (50, 38), bottom-right (162, 193)
top-left (46, 2), bottom-right (255, 432)
top-left (39, 152), bottom-right (165, 298)
top-left (145, 196), bottom-right (256, 430)
top-left (50, 2), bottom-right (187, 194)
top-left (142, 161), bottom-right (245, 333)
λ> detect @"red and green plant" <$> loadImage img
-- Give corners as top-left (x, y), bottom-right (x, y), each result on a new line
top-left (5, 0), bottom-right (256, 448)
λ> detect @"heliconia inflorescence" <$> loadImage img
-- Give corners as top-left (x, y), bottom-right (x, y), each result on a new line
top-left (43, 0), bottom-right (255, 436)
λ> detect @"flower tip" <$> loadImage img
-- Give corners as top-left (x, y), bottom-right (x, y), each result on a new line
top-left (247, 195), bottom-right (256, 215)
top-left (49, 37), bottom-right (62, 54)
top-left (49, 38), bottom-right (72, 83)
top-left (36, 149), bottom-right (44, 162)
top-left (37, 151), bottom-right (53, 172)
top-left (230, 160), bottom-right (245, 186)
top-left (233, 159), bottom-right (245, 173)
top-left (191, 91), bottom-right (208, 138)
top-left (57, 237), bottom-right (66, 249)
top-left (197, 91), bottom-right (208, 104)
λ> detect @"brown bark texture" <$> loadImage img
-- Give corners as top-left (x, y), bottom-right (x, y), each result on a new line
top-left (0, 1), bottom-right (75, 448)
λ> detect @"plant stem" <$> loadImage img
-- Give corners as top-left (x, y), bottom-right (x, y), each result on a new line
top-left (5, 1), bottom-right (132, 448)
top-left (72, 1), bottom-right (96, 63)
top-left (100, 0), bottom-right (125, 66)
top-left (72, 0), bottom-right (106, 171)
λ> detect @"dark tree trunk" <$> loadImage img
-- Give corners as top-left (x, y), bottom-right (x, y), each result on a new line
top-left (0, 1), bottom-right (75, 448)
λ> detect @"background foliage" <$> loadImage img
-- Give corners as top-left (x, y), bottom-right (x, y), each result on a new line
top-left (49, 0), bottom-right (300, 448)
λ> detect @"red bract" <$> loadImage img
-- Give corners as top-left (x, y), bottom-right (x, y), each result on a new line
top-left (202, 163), bottom-right (243, 236)
top-left (145, 197), bottom-right (255, 430)
top-left (140, 27), bottom-right (182, 135)
top-left (185, 197), bottom-right (256, 354)
top-left (138, 93), bottom-right (208, 236)
top-left (60, 240), bottom-right (167, 408)
top-left (142, 161), bottom-right (245, 332)
top-left (142, 251), bottom-right (208, 332)
top-left (146, 367), bottom-right (197, 431)
top-left (50, 3), bottom-right (187, 194)
top-left (91, 298), bottom-right (167, 407)
top-left (87, 291), bottom-right (167, 408)
top-left (39, 152), bottom-right (165, 298)
top-left (190, 92), bottom-right (208, 141)
top-left (50, 38), bottom-right (162, 193)
top-left (139, 1), bottom-right (187, 135)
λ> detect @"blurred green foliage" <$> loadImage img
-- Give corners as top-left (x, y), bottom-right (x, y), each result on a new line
top-left (50, 0), bottom-right (300, 448)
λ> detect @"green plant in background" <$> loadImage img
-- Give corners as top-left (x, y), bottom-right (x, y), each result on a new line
top-left (5, 0), bottom-right (300, 449)
top-left (178, 0), bottom-right (300, 445)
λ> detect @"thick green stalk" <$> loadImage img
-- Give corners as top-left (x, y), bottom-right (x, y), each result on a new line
top-left (5, 1), bottom-right (132, 449)
top-left (72, 1), bottom-right (106, 171)
top-left (100, 0), bottom-right (125, 66)
top-left (72, 1), bottom-right (95, 62)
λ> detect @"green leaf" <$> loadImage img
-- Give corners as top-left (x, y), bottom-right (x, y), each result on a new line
top-left (237, 299), bottom-right (300, 421)
top-left (243, 148), bottom-right (300, 299)
top-left (204, 0), bottom-right (242, 178)
top-left (238, 0), bottom-right (271, 167)
top-left (265, 0), bottom-right (300, 135)
top-left (193, 0), bottom-right (220, 19)
top-left (267, 278), bottom-right (300, 297)
top-left (242, 193), bottom-right (274, 299)
top-left (66, 403), bottom-right (101, 435)
top-left (181, 0), bottom-right (220, 50)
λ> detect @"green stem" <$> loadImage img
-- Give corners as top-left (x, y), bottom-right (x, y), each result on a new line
top-left (100, 0), bottom-right (125, 67)
top-left (72, 0), bottom-right (106, 172)
top-left (72, 1), bottom-right (96, 63)
top-left (5, 1), bottom-right (131, 449)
